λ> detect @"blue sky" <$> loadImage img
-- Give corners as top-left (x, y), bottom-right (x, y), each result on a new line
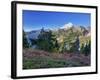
top-left (23, 10), bottom-right (90, 32)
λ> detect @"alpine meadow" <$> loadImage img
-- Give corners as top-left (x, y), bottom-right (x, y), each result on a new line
top-left (23, 10), bottom-right (91, 69)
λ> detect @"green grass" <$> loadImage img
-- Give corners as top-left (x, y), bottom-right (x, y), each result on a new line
top-left (23, 56), bottom-right (87, 69)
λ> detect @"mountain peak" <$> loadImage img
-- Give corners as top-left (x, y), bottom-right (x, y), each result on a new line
top-left (61, 22), bottom-right (73, 29)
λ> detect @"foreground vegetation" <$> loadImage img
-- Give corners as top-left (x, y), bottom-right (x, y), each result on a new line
top-left (23, 49), bottom-right (90, 69)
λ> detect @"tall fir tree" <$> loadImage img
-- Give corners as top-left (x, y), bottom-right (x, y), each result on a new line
top-left (23, 30), bottom-right (30, 48)
top-left (36, 28), bottom-right (58, 52)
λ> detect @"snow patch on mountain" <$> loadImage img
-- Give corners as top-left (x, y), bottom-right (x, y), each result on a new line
top-left (61, 22), bottom-right (73, 29)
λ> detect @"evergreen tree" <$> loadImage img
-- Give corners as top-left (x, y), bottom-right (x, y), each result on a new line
top-left (80, 43), bottom-right (84, 53)
top-left (74, 36), bottom-right (80, 53)
top-left (80, 40), bottom-right (91, 56)
top-left (85, 40), bottom-right (91, 56)
top-left (23, 30), bottom-right (30, 48)
top-left (36, 28), bottom-right (58, 52)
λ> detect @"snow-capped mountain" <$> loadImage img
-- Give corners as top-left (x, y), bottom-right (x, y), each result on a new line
top-left (25, 22), bottom-right (90, 41)
top-left (60, 22), bottom-right (73, 29)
